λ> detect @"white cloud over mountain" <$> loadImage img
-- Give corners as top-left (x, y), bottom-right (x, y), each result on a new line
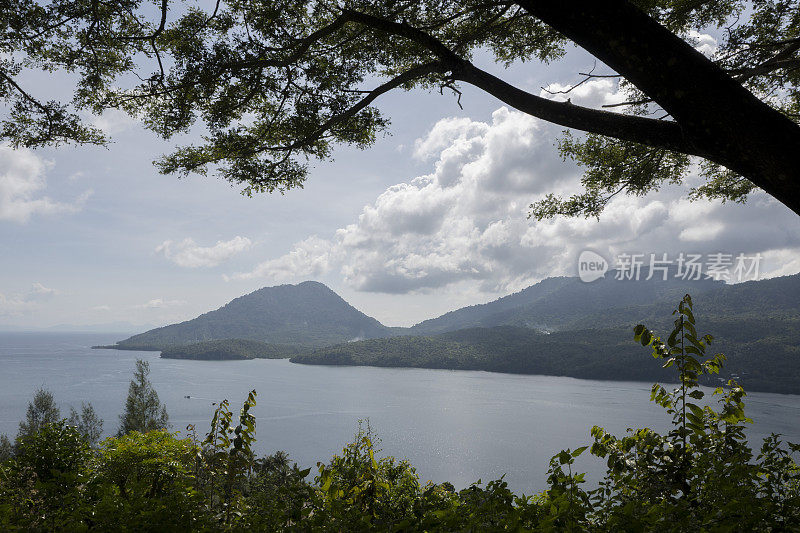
top-left (156, 236), bottom-right (252, 268)
top-left (0, 145), bottom-right (90, 223)
top-left (135, 298), bottom-right (186, 309)
top-left (229, 81), bottom-right (800, 296)
top-left (226, 236), bottom-right (331, 281)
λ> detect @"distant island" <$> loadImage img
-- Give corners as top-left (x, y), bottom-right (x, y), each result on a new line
top-left (160, 339), bottom-right (301, 360)
top-left (92, 273), bottom-right (800, 395)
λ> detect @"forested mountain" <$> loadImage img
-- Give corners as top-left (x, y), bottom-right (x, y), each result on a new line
top-left (103, 273), bottom-right (800, 393)
top-left (112, 281), bottom-right (391, 349)
top-left (289, 273), bottom-right (800, 395)
top-left (409, 270), bottom-right (725, 334)
top-left (293, 316), bottom-right (800, 395)
top-left (410, 272), bottom-right (800, 335)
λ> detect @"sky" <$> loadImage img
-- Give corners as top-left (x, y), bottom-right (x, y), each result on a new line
top-left (1, 32), bottom-right (799, 330)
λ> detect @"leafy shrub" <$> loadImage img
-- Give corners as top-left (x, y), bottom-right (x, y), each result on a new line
top-left (91, 430), bottom-right (204, 531)
top-left (0, 421), bottom-right (92, 530)
top-left (539, 294), bottom-right (800, 531)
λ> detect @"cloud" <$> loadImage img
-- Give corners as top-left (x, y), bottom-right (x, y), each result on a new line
top-left (687, 30), bottom-right (718, 57)
top-left (88, 108), bottom-right (137, 134)
top-left (92, 305), bottom-right (112, 311)
top-left (0, 292), bottom-right (33, 317)
top-left (539, 78), bottom-right (626, 108)
top-left (26, 282), bottom-right (60, 301)
top-left (226, 236), bottom-right (332, 281)
top-left (135, 298), bottom-right (186, 309)
top-left (156, 236), bottom-right (252, 268)
top-left (230, 97), bottom-right (800, 295)
top-left (0, 145), bottom-right (91, 223)
top-left (0, 282), bottom-right (61, 317)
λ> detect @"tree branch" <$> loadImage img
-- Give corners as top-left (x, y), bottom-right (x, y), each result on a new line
top-left (514, 0), bottom-right (800, 216)
top-left (285, 61), bottom-right (447, 151)
top-left (732, 40), bottom-right (800, 81)
top-left (0, 68), bottom-right (55, 139)
top-left (340, 9), bottom-right (698, 156)
top-left (223, 15), bottom-right (352, 70)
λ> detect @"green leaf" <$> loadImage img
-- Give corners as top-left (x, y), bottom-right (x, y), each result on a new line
top-left (667, 328), bottom-right (679, 348)
top-left (571, 446), bottom-right (589, 457)
top-left (687, 403), bottom-right (704, 418)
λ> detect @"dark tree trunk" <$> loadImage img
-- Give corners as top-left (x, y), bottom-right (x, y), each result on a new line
top-left (517, 0), bottom-right (800, 215)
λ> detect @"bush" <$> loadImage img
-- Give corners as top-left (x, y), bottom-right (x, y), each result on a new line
top-left (537, 294), bottom-right (800, 531)
top-left (0, 421), bottom-right (92, 530)
top-left (91, 430), bottom-right (204, 531)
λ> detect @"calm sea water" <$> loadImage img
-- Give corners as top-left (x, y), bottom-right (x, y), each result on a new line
top-left (1, 332), bottom-right (798, 494)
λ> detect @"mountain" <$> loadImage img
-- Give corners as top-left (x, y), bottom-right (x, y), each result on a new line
top-left (103, 273), bottom-right (800, 394)
top-left (291, 273), bottom-right (800, 394)
top-left (410, 271), bottom-right (800, 335)
top-left (293, 316), bottom-right (800, 395)
top-left (111, 281), bottom-right (391, 349)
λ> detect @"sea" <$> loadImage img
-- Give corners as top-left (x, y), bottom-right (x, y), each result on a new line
top-left (1, 332), bottom-right (798, 495)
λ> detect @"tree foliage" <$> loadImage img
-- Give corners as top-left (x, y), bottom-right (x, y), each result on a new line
top-left (68, 402), bottom-right (104, 447)
top-left (117, 359), bottom-right (169, 436)
top-left (17, 387), bottom-right (60, 441)
top-left (1, 0), bottom-right (799, 214)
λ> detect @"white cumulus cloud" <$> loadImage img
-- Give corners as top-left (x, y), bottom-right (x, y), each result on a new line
top-left (135, 298), bottom-right (186, 309)
top-left (687, 30), bottom-right (718, 57)
top-left (226, 236), bottom-right (332, 281)
top-left (0, 282), bottom-right (62, 317)
top-left (0, 145), bottom-right (90, 223)
top-left (229, 97), bottom-right (800, 295)
top-left (156, 236), bottom-right (252, 268)
top-left (539, 78), bottom-right (626, 108)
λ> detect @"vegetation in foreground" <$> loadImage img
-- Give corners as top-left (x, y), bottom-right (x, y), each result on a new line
top-left (1, 295), bottom-right (799, 531)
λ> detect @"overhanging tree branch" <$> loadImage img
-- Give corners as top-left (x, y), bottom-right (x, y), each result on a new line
top-left (285, 61), bottom-right (447, 151)
top-left (341, 8), bottom-right (698, 156)
top-left (515, 0), bottom-right (800, 215)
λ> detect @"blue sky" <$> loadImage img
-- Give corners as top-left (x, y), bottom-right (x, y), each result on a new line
top-left (2, 38), bottom-right (799, 330)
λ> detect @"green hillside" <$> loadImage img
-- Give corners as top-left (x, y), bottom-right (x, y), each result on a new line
top-left (410, 270), bottom-right (727, 334)
top-left (110, 281), bottom-right (391, 350)
top-left (292, 315), bottom-right (800, 394)
top-left (410, 272), bottom-right (800, 334)
top-left (99, 273), bottom-right (800, 393)
top-left (160, 339), bottom-right (301, 360)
